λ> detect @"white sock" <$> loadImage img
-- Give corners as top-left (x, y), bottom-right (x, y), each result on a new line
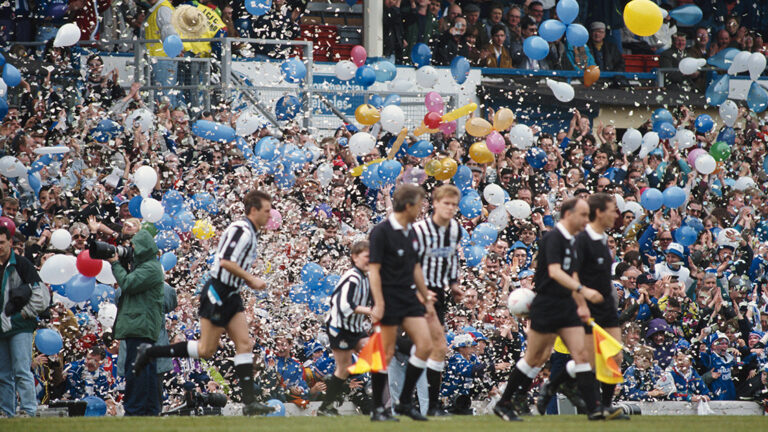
top-left (234, 352), bottom-right (254, 365)
top-left (573, 362), bottom-right (592, 374)
top-left (426, 359), bottom-right (445, 372)
top-left (187, 341), bottom-right (199, 359)
top-left (408, 355), bottom-right (427, 369)
top-left (516, 358), bottom-right (542, 379)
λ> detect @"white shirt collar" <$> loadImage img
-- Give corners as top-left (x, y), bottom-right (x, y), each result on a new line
top-left (585, 224), bottom-right (607, 242)
top-left (389, 213), bottom-right (411, 235)
top-left (556, 222), bottom-right (574, 240)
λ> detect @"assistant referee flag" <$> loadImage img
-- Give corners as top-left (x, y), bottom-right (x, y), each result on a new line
top-left (591, 320), bottom-right (624, 384)
top-left (348, 328), bottom-right (386, 374)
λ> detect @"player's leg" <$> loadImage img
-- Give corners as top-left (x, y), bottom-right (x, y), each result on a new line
top-left (133, 317), bottom-right (224, 375)
top-left (319, 348), bottom-right (353, 415)
top-left (425, 310), bottom-right (448, 415)
top-left (559, 326), bottom-right (602, 417)
top-left (396, 316), bottom-right (432, 420)
top-left (226, 312), bottom-right (270, 414)
top-left (370, 325), bottom-right (398, 418)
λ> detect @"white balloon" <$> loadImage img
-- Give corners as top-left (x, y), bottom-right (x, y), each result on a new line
top-left (719, 100), bottom-right (739, 127)
top-left (546, 79), bottom-right (575, 102)
top-left (748, 52), bottom-right (767, 81)
top-left (334, 60), bottom-right (357, 81)
top-left (380, 105), bottom-right (405, 134)
top-left (614, 194), bottom-right (626, 212)
top-left (728, 51), bottom-right (751, 75)
top-left (0, 80), bottom-right (6, 98)
top-left (134, 165), bottom-right (158, 197)
top-left (124, 108), bottom-right (154, 133)
top-left (235, 111), bottom-right (264, 136)
top-left (40, 254), bottom-right (78, 285)
top-left (140, 198), bottom-right (165, 223)
top-left (50, 229), bottom-right (72, 250)
top-left (734, 176), bottom-right (756, 191)
top-left (717, 227), bottom-right (740, 248)
top-left (487, 206), bottom-right (510, 230)
top-left (625, 201), bottom-right (644, 219)
top-left (483, 184), bottom-right (506, 206)
top-left (0, 156), bottom-right (26, 178)
top-left (306, 145), bottom-right (323, 162)
top-left (639, 131), bottom-right (659, 158)
top-left (97, 303), bottom-right (118, 328)
top-left (415, 66), bottom-right (439, 88)
top-left (694, 154), bottom-right (716, 174)
top-left (34, 145), bottom-right (70, 155)
top-left (505, 199), bottom-right (531, 219)
top-left (348, 132), bottom-right (376, 156)
top-left (508, 124), bottom-right (534, 149)
top-left (673, 128), bottom-right (696, 150)
top-left (53, 23), bottom-right (81, 47)
top-left (679, 57), bottom-right (705, 75)
top-left (315, 163), bottom-right (334, 187)
top-left (390, 79), bottom-right (414, 92)
top-left (96, 261), bottom-right (117, 284)
top-left (622, 128), bottom-right (642, 154)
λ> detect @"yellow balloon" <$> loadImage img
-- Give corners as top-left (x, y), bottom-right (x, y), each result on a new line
top-left (425, 159), bottom-right (443, 176)
top-left (469, 141), bottom-right (494, 164)
top-left (493, 108), bottom-right (515, 131)
top-left (441, 103), bottom-right (477, 123)
top-left (350, 158), bottom-right (385, 176)
top-left (434, 157), bottom-right (458, 181)
top-left (466, 117), bottom-right (493, 137)
top-left (192, 219), bottom-right (215, 240)
top-left (355, 104), bottom-right (380, 125)
top-left (624, 0), bottom-right (663, 37)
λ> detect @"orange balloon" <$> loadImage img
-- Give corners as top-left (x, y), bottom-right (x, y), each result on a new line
top-left (493, 108), bottom-right (515, 131)
top-left (713, 160), bottom-right (725, 175)
top-left (466, 117), bottom-right (493, 137)
top-left (434, 157), bottom-right (458, 181)
top-left (355, 104), bottom-right (380, 125)
top-left (469, 141), bottom-right (494, 164)
top-left (584, 65), bottom-right (600, 87)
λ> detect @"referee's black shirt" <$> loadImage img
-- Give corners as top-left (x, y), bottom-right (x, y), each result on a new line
top-left (575, 224), bottom-right (614, 302)
top-left (369, 213), bottom-right (420, 290)
top-left (534, 222), bottom-right (580, 298)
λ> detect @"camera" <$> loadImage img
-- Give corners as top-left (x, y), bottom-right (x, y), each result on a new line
top-left (89, 240), bottom-right (133, 269)
top-left (163, 386), bottom-right (228, 416)
top-left (615, 402), bottom-right (642, 416)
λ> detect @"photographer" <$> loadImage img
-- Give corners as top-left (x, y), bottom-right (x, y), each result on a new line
top-left (108, 228), bottom-right (164, 416)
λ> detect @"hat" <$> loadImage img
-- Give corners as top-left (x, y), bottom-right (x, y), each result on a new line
top-left (464, 3), bottom-right (480, 13)
top-left (710, 331), bottom-right (729, 346)
top-left (589, 21), bottom-right (606, 31)
top-left (511, 241), bottom-right (528, 251)
top-left (717, 244), bottom-right (735, 252)
top-left (665, 242), bottom-right (685, 259)
top-left (470, 331), bottom-right (488, 342)
top-left (303, 341), bottom-right (323, 358)
top-left (453, 334), bottom-right (477, 349)
top-left (637, 273), bottom-right (656, 286)
top-left (518, 269), bottom-right (535, 279)
top-left (171, 5), bottom-right (208, 38)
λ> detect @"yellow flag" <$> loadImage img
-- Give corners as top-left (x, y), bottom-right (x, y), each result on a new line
top-left (592, 321), bottom-right (624, 384)
top-left (348, 330), bottom-right (386, 374)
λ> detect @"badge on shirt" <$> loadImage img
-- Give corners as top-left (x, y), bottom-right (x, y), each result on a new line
top-left (397, 249), bottom-right (404, 256)
top-left (597, 257), bottom-right (604, 265)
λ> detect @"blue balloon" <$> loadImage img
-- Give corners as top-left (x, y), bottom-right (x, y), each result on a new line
top-left (289, 284), bottom-right (310, 304)
top-left (523, 36), bottom-right (549, 61)
top-left (162, 189), bottom-right (185, 215)
top-left (155, 230), bottom-right (181, 251)
top-left (407, 140), bottom-right (433, 158)
top-left (320, 274), bottom-right (341, 297)
top-left (450, 56), bottom-right (471, 84)
top-left (175, 210), bottom-right (195, 232)
top-left (0, 52), bottom-right (5, 70)
top-left (360, 163), bottom-right (382, 190)
top-left (717, 126), bottom-right (736, 146)
top-left (275, 94), bottom-right (302, 121)
top-left (245, 0), bottom-right (271, 16)
top-left (191, 120), bottom-right (236, 143)
top-left (369, 94), bottom-right (384, 109)
top-left (160, 252), bottom-right (177, 271)
top-left (51, 284), bottom-right (66, 295)
top-left (129, 196), bottom-right (143, 218)
top-left (92, 119), bottom-right (122, 143)
top-left (301, 262), bottom-right (324, 285)
top-left (656, 121), bottom-right (676, 140)
top-left (651, 108), bottom-right (674, 125)
top-left (384, 94), bottom-right (401, 106)
top-left (411, 43), bottom-right (432, 68)
top-left (556, 0), bottom-right (579, 24)
top-left (35, 328), bottom-right (63, 355)
top-left (566, 24), bottom-right (588, 47)
top-left (344, 0), bottom-right (356, 6)
top-left (669, 4), bottom-right (703, 27)
top-left (662, 186), bottom-right (686, 208)
top-left (280, 57), bottom-right (306, 83)
top-left (464, 245), bottom-right (486, 267)
top-left (539, 19), bottom-right (566, 42)
top-left (89, 284), bottom-right (115, 312)
top-left (0, 98), bottom-right (7, 122)
top-left (193, 192), bottom-right (218, 214)
top-left (309, 297), bottom-right (330, 314)
top-left (28, 171), bottom-right (42, 196)
top-left (525, 147), bottom-right (547, 169)
top-left (337, 137), bottom-right (348, 147)
top-left (684, 216), bottom-right (704, 233)
top-left (265, 399), bottom-right (285, 417)
top-left (83, 396), bottom-right (107, 417)
top-left (459, 226), bottom-right (471, 248)
top-left (707, 47), bottom-right (739, 70)
top-left (694, 114), bottom-right (714, 133)
top-left (748, 81), bottom-right (768, 113)
top-left (459, 194), bottom-right (482, 218)
top-left (65, 274), bottom-right (96, 303)
top-left (255, 136), bottom-right (279, 161)
top-left (274, 168), bottom-right (296, 189)
top-left (705, 74), bottom-right (729, 107)
top-left (373, 60), bottom-right (396, 82)
top-left (378, 160), bottom-right (402, 184)
top-left (640, 188), bottom-right (663, 211)
top-left (154, 212), bottom-right (176, 231)
top-left (453, 166), bottom-right (472, 189)
top-left (675, 225), bottom-right (698, 247)
top-left (2, 63), bottom-right (21, 87)
top-left (162, 34), bottom-right (183, 57)
top-left (354, 65), bottom-right (376, 88)
top-left (472, 223), bottom-right (499, 247)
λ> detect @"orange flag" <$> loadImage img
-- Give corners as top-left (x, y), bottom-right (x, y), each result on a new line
top-left (592, 320), bottom-right (624, 384)
top-left (348, 328), bottom-right (386, 374)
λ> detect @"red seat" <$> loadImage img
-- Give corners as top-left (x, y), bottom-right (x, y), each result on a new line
top-left (623, 54), bottom-right (659, 72)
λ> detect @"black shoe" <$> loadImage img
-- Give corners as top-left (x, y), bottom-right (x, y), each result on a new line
top-left (317, 405), bottom-right (340, 417)
top-left (371, 407), bottom-right (399, 422)
top-left (243, 401), bottom-right (275, 416)
top-left (511, 393), bottom-right (532, 416)
top-left (604, 406), bottom-right (630, 420)
top-left (536, 380), bottom-right (555, 415)
top-left (493, 400), bottom-right (522, 422)
top-left (427, 407), bottom-right (451, 417)
top-left (560, 380), bottom-right (587, 413)
top-left (132, 343), bottom-right (152, 376)
top-left (395, 403), bottom-right (428, 421)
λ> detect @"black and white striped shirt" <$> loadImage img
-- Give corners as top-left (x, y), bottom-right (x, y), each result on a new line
top-left (209, 218), bottom-right (260, 289)
top-left (413, 216), bottom-right (462, 289)
top-left (327, 266), bottom-right (371, 333)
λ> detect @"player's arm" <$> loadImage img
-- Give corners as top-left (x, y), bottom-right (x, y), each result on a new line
top-left (413, 263), bottom-right (433, 303)
top-left (220, 260), bottom-right (265, 290)
top-left (548, 263), bottom-right (603, 303)
top-left (369, 263), bottom-right (384, 322)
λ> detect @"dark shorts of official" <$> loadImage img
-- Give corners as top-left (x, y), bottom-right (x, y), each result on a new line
top-left (584, 301), bottom-right (619, 334)
top-left (529, 293), bottom-right (582, 334)
top-left (428, 286), bottom-right (448, 326)
top-left (198, 279), bottom-right (244, 328)
top-left (381, 286), bottom-right (426, 326)
top-left (326, 324), bottom-right (367, 351)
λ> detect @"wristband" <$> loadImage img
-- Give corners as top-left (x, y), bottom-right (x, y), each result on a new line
top-left (576, 284), bottom-right (583, 293)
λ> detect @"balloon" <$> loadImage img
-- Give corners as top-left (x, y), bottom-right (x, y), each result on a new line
top-left (717, 126), bottom-right (735, 146)
top-left (734, 176), bottom-right (756, 191)
top-left (679, 57), bottom-right (707, 75)
top-left (694, 114), bottom-right (714, 133)
top-left (435, 157), bottom-right (458, 181)
top-left (77, 250), bottom-right (103, 278)
top-left (360, 163), bottom-right (382, 189)
top-left (748, 53), bottom-right (766, 81)
top-left (640, 188), bottom-right (663, 211)
top-left (505, 199), bottom-right (531, 219)
top-left (316, 163), bottom-right (333, 187)
top-left (674, 128), bottom-right (696, 149)
top-left (728, 50), bottom-right (751, 75)
top-left (265, 398), bottom-right (286, 417)
top-left (0, 155), bottom-right (25, 178)
top-left (566, 24), bottom-right (588, 47)
top-left (469, 141), bottom-right (494, 164)
top-left (438, 120), bottom-right (457, 135)
top-left (354, 104), bottom-right (380, 125)
top-left (350, 45), bottom-right (367, 67)
top-left (334, 60), bottom-right (357, 80)
top-left (411, 43), bottom-right (432, 68)
top-left (450, 56), bottom-right (471, 84)
top-left (486, 131), bottom-right (506, 154)
top-left (424, 111), bottom-right (442, 129)
top-left (508, 124), bottom-right (533, 149)
top-left (464, 245), bottom-right (485, 267)
top-left (539, 19), bottom-right (566, 42)
top-left (354, 65), bottom-right (376, 88)
top-left (83, 396), bottom-right (107, 417)
top-left (709, 140), bottom-right (731, 162)
top-left (373, 60), bottom-right (396, 82)
top-left (669, 4), bottom-right (702, 26)
top-left (155, 230), bottom-right (181, 251)
top-left (378, 160), bottom-right (402, 184)
top-left (2, 63), bottom-right (21, 87)
top-left (651, 108), bottom-right (674, 125)
top-left (708, 47), bottom-right (739, 70)
top-left (275, 94), bottom-right (302, 120)
top-left (662, 186), bottom-right (686, 208)
top-left (245, 0), bottom-right (271, 16)
top-left (349, 132), bottom-right (376, 156)
top-left (694, 154), bottom-right (717, 174)
top-left (545, 78), bottom-right (575, 102)
top-left (719, 100), bottom-right (738, 127)
top-left (459, 194), bottom-right (483, 218)
top-left (280, 57), bottom-right (306, 83)
top-left (453, 166), bottom-right (472, 189)
top-left (583, 65), bottom-right (600, 87)
top-left (624, 0), bottom-right (663, 37)
top-left (175, 210), bottom-right (195, 232)
top-left (483, 184), bottom-right (505, 206)
top-left (424, 91), bottom-right (444, 113)
top-left (747, 81), bottom-right (768, 113)
top-left (487, 206), bottom-right (509, 230)
top-left (125, 108), bottom-right (154, 133)
top-left (192, 219), bottom-right (215, 240)
top-left (0, 98), bottom-right (6, 121)
top-left (162, 34), bottom-right (183, 57)
top-left (65, 274), bottom-right (96, 303)
top-left (675, 225), bottom-right (698, 247)
top-left (640, 131), bottom-right (659, 158)
top-left (390, 78), bottom-right (414, 92)
top-left (160, 252), bottom-right (178, 271)
top-left (140, 198), bottom-right (165, 223)
top-left (254, 136), bottom-right (278, 161)
top-left (466, 117), bottom-right (493, 137)
top-left (383, 94), bottom-right (400, 107)
top-left (274, 169), bottom-right (296, 189)
top-left (441, 102), bottom-right (477, 123)
top-left (523, 36), bottom-right (549, 61)
top-left (53, 23), bottom-right (81, 47)
top-left (380, 105), bottom-right (405, 134)
top-left (190, 119), bottom-right (237, 142)
top-left (49, 229), bottom-right (72, 251)
top-left (415, 65), bottom-right (438, 88)
top-left (35, 329), bottom-right (63, 355)
top-left (687, 148), bottom-right (706, 166)
top-left (424, 160), bottom-right (442, 177)
top-left (618, 128), bottom-right (641, 153)
top-left (525, 147), bottom-right (548, 169)
top-left (89, 284), bottom-right (115, 311)
top-left (472, 223), bottom-right (499, 247)
top-left (556, 0), bottom-right (579, 24)
top-left (493, 108), bottom-right (515, 131)
top-left (301, 262), bottom-right (324, 285)
top-left (40, 254), bottom-right (78, 285)
top-left (162, 189), bottom-right (184, 216)
top-left (656, 121), bottom-right (676, 140)
top-left (129, 196), bottom-right (143, 218)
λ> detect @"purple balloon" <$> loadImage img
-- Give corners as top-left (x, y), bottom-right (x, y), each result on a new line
top-left (687, 148), bottom-right (706, 166)
top-left (424, 91), bottom-right (444, 114)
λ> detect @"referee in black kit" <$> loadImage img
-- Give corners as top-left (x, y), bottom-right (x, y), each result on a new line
top-left (133, 190), bottom-right (274, 416)
top-left (412, 185), bottom-right (462, 416)
top-left (369, 184), bottom-right (434, 422)
top-left (494, 198), bottom-right (616, 422)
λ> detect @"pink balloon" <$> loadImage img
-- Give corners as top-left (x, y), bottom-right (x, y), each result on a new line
top-left (687, 148), bottom-right (706, 166)
top-left (350, 45), bottom-right (367, 67)
top-left (265, 209), bottom-right (282, 230)
top-left (486, 131), bottom-right (506, 154)
top-left (424, 91), bottom-right (444, 114)
top-left (438, 120), bottom-right (457, 135)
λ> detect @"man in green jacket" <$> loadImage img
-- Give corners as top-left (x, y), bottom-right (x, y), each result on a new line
top-left (110, 229), bottom-right (164, 416)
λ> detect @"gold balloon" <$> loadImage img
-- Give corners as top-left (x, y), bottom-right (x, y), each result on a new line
top-left (584, 65), bottom-right (600, 87)
top-left (192, 219), bottom-right (215, 240)
top-left (469, 141), bottom-right (494, 164)
top-left (441, 102), bottom-right (477, 123)
top-left (466, 117), bottom-right (493, 137)
top-left (624, 0), bottom-right (663, 37)
top-left (355, 104), bottom-right (380, 125)
top-left (425, 159), bottom-right (443, 176)
top-left (493, 108), bottom-right (515, 131)
top-left (434, 157), bottom-right (458, 181)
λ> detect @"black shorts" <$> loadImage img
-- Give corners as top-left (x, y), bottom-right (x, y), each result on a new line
top-left (198, 279), bottom-right (244, 328)
top-left (529, 293), bottom-right (582, 334)
top-left (381, 287), bottom-right (426, 326)
top-left (428, 286), bottom-right (447, 326)
top-left (584, 302), bottom-right (619, 334)
top-left (326, 324), bottom-right (367, 351)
